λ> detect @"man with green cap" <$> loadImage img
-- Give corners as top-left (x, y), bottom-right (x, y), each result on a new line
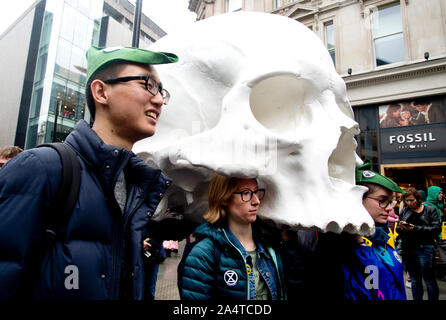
top-left (0, 46), bottom-right (178, 299)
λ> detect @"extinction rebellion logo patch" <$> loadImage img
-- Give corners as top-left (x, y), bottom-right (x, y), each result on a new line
top-left (224, 270), bottom-right (238, 286)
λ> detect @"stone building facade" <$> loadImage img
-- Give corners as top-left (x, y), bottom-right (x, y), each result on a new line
top-left (188, 0), bottom-right (446, 191)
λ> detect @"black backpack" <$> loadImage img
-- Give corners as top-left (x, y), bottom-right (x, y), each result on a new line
top-left (18, 142), bottom-right (81, 298)
top-left (37, 142), bottom-right (81, 241)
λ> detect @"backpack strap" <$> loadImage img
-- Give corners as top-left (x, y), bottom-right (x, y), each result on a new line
top-left (37, 143), bottom-right (81, 242)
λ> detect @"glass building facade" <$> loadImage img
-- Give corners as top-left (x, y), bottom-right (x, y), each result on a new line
top-left (25, 0), bottom-right (103, 148)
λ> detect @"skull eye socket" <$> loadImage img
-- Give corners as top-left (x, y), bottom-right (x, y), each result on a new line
top-left (249, 75), bottom-right (310, 137)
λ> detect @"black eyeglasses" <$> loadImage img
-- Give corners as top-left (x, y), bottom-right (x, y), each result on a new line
top-left (367, 196), bottom-right (397, 209)
top-left (102, 75), bottom-right (170, 105)
top-left (233, 189), bottom-right (265, 202)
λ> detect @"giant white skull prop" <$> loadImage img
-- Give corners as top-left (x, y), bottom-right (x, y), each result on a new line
top-left (134, 11), bottom-right (374, 235)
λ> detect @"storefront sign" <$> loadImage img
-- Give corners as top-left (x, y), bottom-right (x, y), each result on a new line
top-left (381, 125), bottom-right (446, 153)
top-left (389, 132), bottom-right (436, 145)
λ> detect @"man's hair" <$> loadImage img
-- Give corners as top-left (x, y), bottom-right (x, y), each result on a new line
top-left (0, 146), bottom-right (23, 159)
top-left (85, 62), bottom-right (153, 120)
top-left (85, 62), bottom-right (127, 121)
top-left (358, 182), bottom-right (383, 200)
top-left (402, 187), bottom-right (423, 207)
top-left (413, 98), bottom-right (430, 106)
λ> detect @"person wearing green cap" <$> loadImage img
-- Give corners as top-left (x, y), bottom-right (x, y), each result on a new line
top-left (337, 159), bottom-right (407, 300)
top-left (397, 187), bottom-right (441, 300)
top-left (289, 160), bottom-right (407, 300)
top-left (0, 46), bottom-right (180, 300)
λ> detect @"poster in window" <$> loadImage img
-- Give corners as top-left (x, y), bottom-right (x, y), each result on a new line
top-left (378, 96), bottom-right (446, 155)
top-left (378, 97), bottom-right (446, 129)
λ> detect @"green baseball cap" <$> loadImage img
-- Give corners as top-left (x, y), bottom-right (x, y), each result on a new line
top-left (355, 159), bottom-right (406, 194)
top-left (86, 46), bottom-right (178, 83)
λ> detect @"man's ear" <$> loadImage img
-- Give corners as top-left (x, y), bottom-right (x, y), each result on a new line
top-left (90, 79), bottom-right (108, 105)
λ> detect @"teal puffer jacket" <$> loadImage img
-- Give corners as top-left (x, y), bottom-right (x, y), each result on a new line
top-left (180, 222), bottom-right (286, 300)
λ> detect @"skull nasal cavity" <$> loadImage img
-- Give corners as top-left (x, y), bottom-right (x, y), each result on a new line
top-left (249, 75), bottom-right (308, 136)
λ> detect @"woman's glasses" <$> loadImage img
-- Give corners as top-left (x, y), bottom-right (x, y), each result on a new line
top-left (233, 189), bottom-right (265, 202)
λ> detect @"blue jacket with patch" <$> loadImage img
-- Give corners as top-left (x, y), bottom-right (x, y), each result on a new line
top-left (0, 120), bottom-right (171, 300)
top-left (180, 222), bottom-right (286, 300)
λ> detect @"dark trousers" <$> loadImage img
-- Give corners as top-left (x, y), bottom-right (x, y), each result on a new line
top-left (145, 263), bottom-right (160, 300)
top-left (406, 245), bottom-right (439, 300)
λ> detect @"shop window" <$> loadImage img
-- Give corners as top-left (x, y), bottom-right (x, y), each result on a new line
top-left (378, 97), bottom-right (446, 129)
top-left (324, 21), bottom-right (335, 66)
top-left (354, 106), bottom-right (379, 170)
top-left (371, 2), bottom-right (405, 66)
top-left (274, 0), bottom-right (281, 9)
top-left (378, 96), bottom-right (446, 162)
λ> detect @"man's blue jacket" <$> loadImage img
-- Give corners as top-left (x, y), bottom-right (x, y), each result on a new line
top-left (0, 120), bottom-right (171, 300)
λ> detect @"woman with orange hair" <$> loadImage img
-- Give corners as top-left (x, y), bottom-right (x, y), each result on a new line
top-left (178, 173), bottom-right (286, 300)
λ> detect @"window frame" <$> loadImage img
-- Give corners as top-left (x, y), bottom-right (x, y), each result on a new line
top-left (324, 20), bottom-right (336, 67)
top-left (371, 1), bottom-right (406, 67)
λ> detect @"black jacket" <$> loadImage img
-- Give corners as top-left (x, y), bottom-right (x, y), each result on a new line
top-left (396, 205), bottom-right (441, 248)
